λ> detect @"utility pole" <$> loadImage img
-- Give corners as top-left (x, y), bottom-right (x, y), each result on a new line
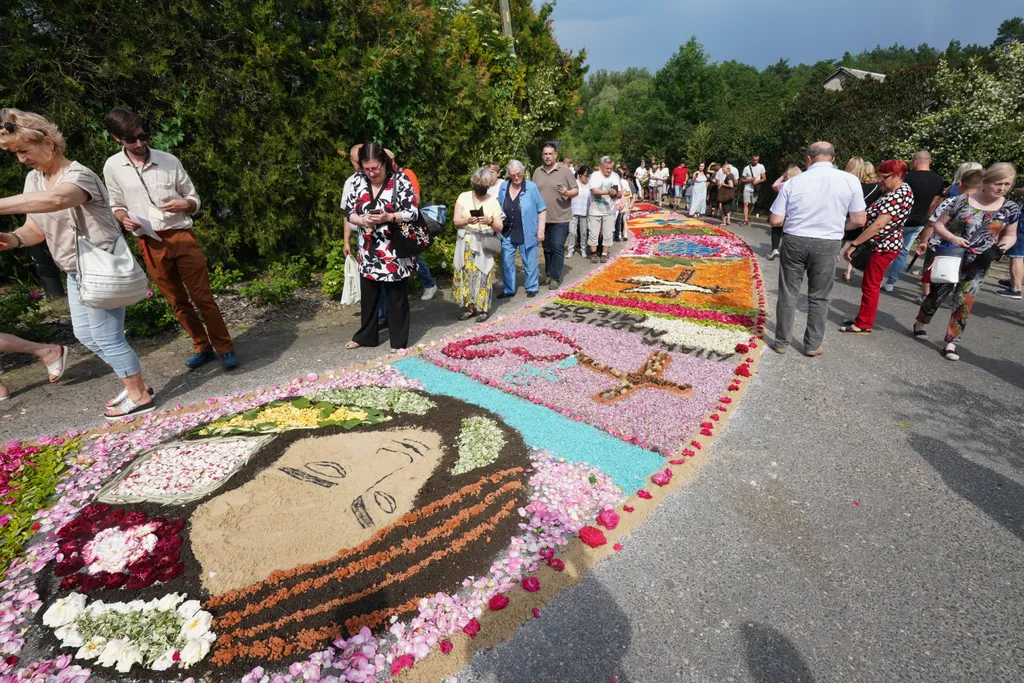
top-left (498, 0), bottom-right (516, 56)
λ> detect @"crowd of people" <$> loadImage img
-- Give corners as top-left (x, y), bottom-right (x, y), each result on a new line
top-left (769, 142), bottom-right (1022, 362)
top-left (2, 106), bottom-right (1020, 417)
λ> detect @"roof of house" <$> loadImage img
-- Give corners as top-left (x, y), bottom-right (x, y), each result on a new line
top-left (822, 67), bottom-right (887, 84)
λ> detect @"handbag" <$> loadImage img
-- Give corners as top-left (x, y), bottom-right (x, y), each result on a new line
top-left (850, 242), bottom-right (872, 271)
top-left (717, 174), bottom-right (736, 202)
top-left (468, 196), bottom-right (501, 255)
top-left (340, 254), bottom-right (361, 305)
top-left (68, 184), bottom-right (149, 310)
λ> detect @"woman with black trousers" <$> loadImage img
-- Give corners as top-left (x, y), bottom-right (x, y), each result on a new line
top-left (343, 143), bottom-right (419, 350)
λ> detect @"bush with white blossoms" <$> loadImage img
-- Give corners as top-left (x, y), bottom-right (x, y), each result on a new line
top-left (41, 592), bottom-right (215, 673)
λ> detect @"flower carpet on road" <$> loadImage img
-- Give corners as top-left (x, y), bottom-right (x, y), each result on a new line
top-left (0, 203), bottom-right (765, 683)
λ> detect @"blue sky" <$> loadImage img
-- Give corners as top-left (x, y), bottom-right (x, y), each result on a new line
top-left (546, 0), bottom-right (1021, 72)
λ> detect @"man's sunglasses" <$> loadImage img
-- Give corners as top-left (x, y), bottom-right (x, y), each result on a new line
top-left (123, 133), bottom-right (150, 144)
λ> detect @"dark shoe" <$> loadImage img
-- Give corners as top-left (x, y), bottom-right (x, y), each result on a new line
top-left (221, 352), bottom-right (239, 370)
top-left (539, 274), bottom-right (549, 285)
top-left (590, 255), bottom-right (599, 264)
top-left (998, 278), bottom-right (1011, 288)
top-left (996, 288), bottom-right (1022, 299)
top-left (378, 317), bottom-right (388, 328)
top-left (526, 291), bottom-right (537, 298)
top-left (186, 350), bottom-right (217, 369)
top-left (548, 280), bottom-right (560, 290)
top-left (475, 311), bottom-right (491, 322)
top-left (497, 291), bottom-right (516, 300)
top-left (600, 255), bottom-right (607, 263)
top-left (613, 236), bottom-right (621, 242)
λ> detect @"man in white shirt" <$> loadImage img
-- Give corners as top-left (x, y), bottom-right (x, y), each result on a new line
top-left (103, 108), bottom-right (238, 371)
top-left (587, 156), bottom-right (621, 264)
top-left (634, 160), bottom-right (648, 202)
top-left (768, 141), bottom-right (866, 356)
top-left (740, 154), bottom-right (766, 225)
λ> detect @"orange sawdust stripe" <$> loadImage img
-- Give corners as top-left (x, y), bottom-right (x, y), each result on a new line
top-left (344, 597), bottom-right (422, 635)
top-left (211, 500), bottom-right (518, 665)
top-left (213, 479), bottom-right (526, 629)
top-left (206, 467), bottom-right (524, 609)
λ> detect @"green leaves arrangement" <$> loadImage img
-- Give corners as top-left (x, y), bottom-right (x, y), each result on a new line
top-left (0, 438), bottom-right (80, 581)
top-left (305, 387), bottom-right (437, 416)
top-left (452, 416), bottom-right (507, 475)
top-left (191, 397), bottom-right (388, 437)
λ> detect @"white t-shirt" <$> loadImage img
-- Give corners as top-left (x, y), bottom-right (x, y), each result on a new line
top-left (588, 171), bottom-right (622, 216)
top-left (571, 180), bottom-right (591, 216)
top-left (634, 167), bottom-right (648, 183)
top-left (742, 163), bottom-right (766, 185)
top-left (487, 183), bottom-right (501, 199)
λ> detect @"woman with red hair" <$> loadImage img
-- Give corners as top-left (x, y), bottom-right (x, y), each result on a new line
top-left (840, 159), bottom-right (915, 334)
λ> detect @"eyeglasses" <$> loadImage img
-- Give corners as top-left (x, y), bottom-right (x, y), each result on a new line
top-left (878, 173), bottom-right (893, 181)
top-left (123, 133), bottom-right (150, 144)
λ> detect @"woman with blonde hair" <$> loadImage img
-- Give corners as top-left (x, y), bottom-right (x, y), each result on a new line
top-left (912, 162), bottom-right (1020, 360)
top-left (840, 161), bottom-right (883, 280)
top-left (767, 165), bottom-right (803, 259)
top-left (0, 109), bottom-right (154, 418)
top-left (452, 167), bottom-right (504, 322)
top-left (947, 161), bottom-right (984, 198)
top-left (845, 156), bottom-right (865, 176)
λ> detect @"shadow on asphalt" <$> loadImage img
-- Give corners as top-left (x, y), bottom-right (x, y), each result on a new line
top-left (909, 432), bottom-right (1024, 543)
top-left (741, 622), bottom-right (816, 683)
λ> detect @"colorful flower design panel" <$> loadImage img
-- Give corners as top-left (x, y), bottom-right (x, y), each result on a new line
top-left (421, 315), bottom-right (737, 457)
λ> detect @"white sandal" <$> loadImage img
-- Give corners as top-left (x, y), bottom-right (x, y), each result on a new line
top-left (105, 395), bottom-right (156, 420)
top-left (106, 386), bottom-right (154, 408)
top-left (46, 346), bottom-right (68, 383)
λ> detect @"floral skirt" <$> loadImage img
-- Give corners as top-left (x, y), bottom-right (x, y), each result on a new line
top-left (454, 258), bottom-right (495, 313)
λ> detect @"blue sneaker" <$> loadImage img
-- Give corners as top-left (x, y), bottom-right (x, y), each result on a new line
top-left (185, 350), bottom-right (217, 369)
top-left (881, 282), bottom-right (895, 293)
top-left (221, 352), bottom-right (240, 370)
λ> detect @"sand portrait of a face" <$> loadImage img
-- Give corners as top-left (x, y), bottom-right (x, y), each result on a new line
top-left (171, 392), bottom-right (533, 675)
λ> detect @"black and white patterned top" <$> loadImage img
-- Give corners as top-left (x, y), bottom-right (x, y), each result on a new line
top-left (867, 183), bottom-right (915, 253)
top-left (343, 172), bottom-right (420, 281)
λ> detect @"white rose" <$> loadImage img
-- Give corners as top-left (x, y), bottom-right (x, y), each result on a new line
top-left (115, 642), bottom-right (143, 673)
top-left (54, 624), bottom-right (84, 648)
top-left (176, 599), bottom-right (202, 620)
top-left (42, 593), bottom-right (86, 628)
top-left (97, 639), bottom-right (128, 668)
top-left (126, 600), bottom-right (145, 611)
top-left (76, 636), bottom-right (107, 661)
top-left (156, 594), bottom-right (183, 612)
top-left (178, 637), bottom-right (211, 667)
top-left (150, 648), bottom-right (177, 671)
top-left (179, 610), bottom-right (213, 640)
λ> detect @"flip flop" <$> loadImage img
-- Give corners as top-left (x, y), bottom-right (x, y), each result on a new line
top-left (104, 395), bottom-right (156, 420)
top-left (839, 325), bottom-right (871, 335)
top-left (46, 346), bottom-right (68, 383)
top-left (106, 386), bottom-right (154, 408)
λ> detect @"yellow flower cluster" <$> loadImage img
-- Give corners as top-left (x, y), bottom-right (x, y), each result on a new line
top-left (211, 404), bottom-right (369, 431)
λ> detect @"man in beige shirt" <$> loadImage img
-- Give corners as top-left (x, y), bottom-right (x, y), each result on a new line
top-left (103, 108), bottom-right (237, 370)
top-left (532, 142), bottom-right (578, 289)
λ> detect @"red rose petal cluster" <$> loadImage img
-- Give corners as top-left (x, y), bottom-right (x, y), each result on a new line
top-left (54, 503), bottom-right (185, 593)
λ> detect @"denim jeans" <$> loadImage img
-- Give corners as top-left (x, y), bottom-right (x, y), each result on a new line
top-left (415, 256), bottom-right (436, 289)
top-left (66, 275), bottom-right (142, 378)
top-left (543, 222), bottom-right (569, 283)
top-left (501, 238), bottom-right (539, 294)
top-left (884, 224), bottom-right (925, 285)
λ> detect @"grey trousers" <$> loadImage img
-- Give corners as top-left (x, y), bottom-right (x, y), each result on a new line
top-left (774, 234), bottom-right (842, 350)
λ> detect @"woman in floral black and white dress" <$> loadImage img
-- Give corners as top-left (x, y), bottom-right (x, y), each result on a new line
top-left (343, 143), bottom-right (419, 350)
top-left (840, 159), bottom-right (914, 335)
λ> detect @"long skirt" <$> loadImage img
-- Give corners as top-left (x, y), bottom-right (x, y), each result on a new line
top-left (689, 182), bottom-right (708, 215)
top-left (454, 257), bottom-right (495, 313)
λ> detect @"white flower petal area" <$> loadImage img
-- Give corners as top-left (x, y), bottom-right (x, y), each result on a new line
top-left (634, 317), bottom-right (752, 357)
top-left (98, 435), bottom-right (274, 505)
top-left (44, 592), bottom-right (215, 673)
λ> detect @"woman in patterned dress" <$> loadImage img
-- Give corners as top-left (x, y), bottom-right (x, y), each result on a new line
top-left (343, 142), bottom-right (419, 350)
top-left (453, 167), bottom-right (504, 322)
top-left (912, 163), bottom-right (1020, 361)
top-left (840, 159), bottom-right (915, 335)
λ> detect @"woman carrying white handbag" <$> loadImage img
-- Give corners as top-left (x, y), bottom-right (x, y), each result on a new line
top-left (0, 109), bottom-right (155, 419)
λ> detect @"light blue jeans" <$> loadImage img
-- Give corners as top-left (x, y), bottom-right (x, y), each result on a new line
top-left (67, 275), bottom-right (142, 378)
top-left (884, 224), bottom-right (925, 286)
top-left (501, 238), bottom-right (539, 294)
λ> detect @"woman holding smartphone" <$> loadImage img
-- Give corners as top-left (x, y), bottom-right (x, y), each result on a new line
top-left (453, 167), bottom-right (505, 322)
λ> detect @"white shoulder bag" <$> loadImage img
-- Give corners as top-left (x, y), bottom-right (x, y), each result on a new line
top-left (69, 181), bottom-right (149, 309)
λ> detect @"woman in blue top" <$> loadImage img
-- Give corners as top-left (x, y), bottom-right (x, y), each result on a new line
top-left (497, 160), bottom-right (547, 299)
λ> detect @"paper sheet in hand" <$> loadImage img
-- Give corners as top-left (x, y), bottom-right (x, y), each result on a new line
top-left (127, 212), bottom-right (162, 241)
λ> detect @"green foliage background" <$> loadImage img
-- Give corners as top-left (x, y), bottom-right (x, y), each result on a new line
top-left (0, 0), bottom-right (585, 282)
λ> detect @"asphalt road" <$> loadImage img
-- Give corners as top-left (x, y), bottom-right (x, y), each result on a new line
top-left (457, 221), bottom-right (1024, 682)
top-left (4, 221), bottom-right (1023, 682)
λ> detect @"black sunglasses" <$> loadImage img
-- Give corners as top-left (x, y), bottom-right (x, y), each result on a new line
top-left (1, 121), bottom-right (44, 135)
top-left (122, 132), bottom-right (150, 144)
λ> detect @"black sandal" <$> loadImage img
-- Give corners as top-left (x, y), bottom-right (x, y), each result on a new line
top-left (475, 311), bottom-right (491, 323)
top-left (839, 324), bottom-right (870, 335)
top-left (941, 345), bottom-right (960, 361)
top-left (459, 309), bottom-right (476, 321)
top-left (912, 326), bottom-right (928, 338)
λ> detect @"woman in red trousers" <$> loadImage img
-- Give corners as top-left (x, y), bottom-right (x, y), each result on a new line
top-left (839, 159), bottom-right (915, 334)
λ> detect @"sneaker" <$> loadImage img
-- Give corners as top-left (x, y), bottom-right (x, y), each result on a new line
top-left (804, 347), bottom-right (824, 357)
top-left (881, 283), bottom-right (895, 293)
top-left (768, 249), bottom-right (779, 260)
top-left (590, 255), bottom-right (599, 264)
top-left (996, 288), bottom-right (1022, 299)
top-left (221, 352), bottom-right (240, 370)
top-left (526, 291), bottom-right (537, 298)
top-left (186, 350), bottom-right (217, 369)
top-left (420, 286), bottom-right (438, 301)
top-left (998, 278), bottom-right (1012, 288)
top-left (548, 280), bottom-right (560, 291)
top-left (539, 274), bottom-right (549, 286)
top-left (496, 291), bottom-right (516, 299)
